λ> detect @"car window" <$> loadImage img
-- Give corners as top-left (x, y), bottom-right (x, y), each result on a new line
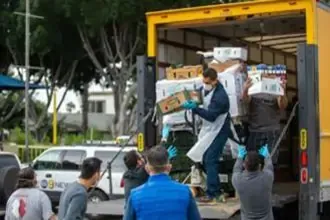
top-left (0, 154), bottom-right (19, 169)
top-left (62, 150), bottom-right (86, 170)
top-left (33, 150), bottom-right (63, 170)
top-left (94, 151), bottom-right (126, 172)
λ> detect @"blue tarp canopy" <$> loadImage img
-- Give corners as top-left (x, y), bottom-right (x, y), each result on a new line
top-left (0, 74), bottom-right (46, 90)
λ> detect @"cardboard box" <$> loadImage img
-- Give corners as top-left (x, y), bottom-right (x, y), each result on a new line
top-left (156, 77), bottom-right (203, 102)
top-left (213, 47), bottom-right (248, 63)
top-left (166, 65), bottom-right (203, 80)
top-left (208, 60), bottom-right (242, 73)
top-left (229, 95), bottom-right (247, 117)
top-left (157, 90), bottom-right (190, 115)
top-left (248, 78), bottom-right (284, 97)
top-left (218, 69), bottom-right (246, 96)
top-left (163, 110), bottom-right (192, 125)
top-left (189, 90), bottom-right (203, 105)
top-left (247, 64), bottom-right (287, 84)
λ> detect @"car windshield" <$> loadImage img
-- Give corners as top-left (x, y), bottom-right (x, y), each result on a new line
top-left (94, 151), bottom-right (126, 173)
top-left (0, 154), bottom-right (19, 169)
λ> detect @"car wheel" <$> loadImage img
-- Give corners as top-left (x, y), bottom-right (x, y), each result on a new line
top-left (87, 190), bottom-right (108, 220)
top-left (88, 190), bottom-right (108, 203)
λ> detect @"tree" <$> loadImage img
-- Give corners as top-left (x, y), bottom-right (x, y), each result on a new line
top-left (60, 0), bottom-right (219, 136)
top-left (0, 0), bottom-right (87, 137)
top-left (66, 101), bottom-right (76, 113)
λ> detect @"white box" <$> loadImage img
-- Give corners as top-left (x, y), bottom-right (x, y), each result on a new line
top-left (229, 95), bottom-right (247, 117)
top-left (156, 77), bottom-right (203, 102)
top-left (248, 78), bottom-right (284, 97)
top-left (213, 47), bottom-right (248, 63)
top-left (162, 110), bottom-right (192, 125)
top-left (218, 70), bottom-right (246, 96)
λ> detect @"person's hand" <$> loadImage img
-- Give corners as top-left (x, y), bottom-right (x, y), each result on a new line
top-left (182, 100), bottom-right (197, 110)
top-left (167, 145), bottom-right (177, 160)
top-left (243, 78), bottom-right (253, 93)
top-left (161, 124), bottom-right (171, 140)
top-left (259, 144), bottom-right (270, 158)
top-left (237, 145), bottom-right (247, 159)
top-left (280, 79), bottom-right (287, 94)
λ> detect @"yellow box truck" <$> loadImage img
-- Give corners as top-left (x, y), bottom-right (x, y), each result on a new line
top-left (140, 0), bottom-right (330, 219)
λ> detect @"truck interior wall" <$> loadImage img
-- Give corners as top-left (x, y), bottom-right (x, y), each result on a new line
top-left (156, 14), bottom-right (305, 183)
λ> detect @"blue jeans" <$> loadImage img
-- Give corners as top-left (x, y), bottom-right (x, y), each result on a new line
top-left (202, 121), bottom-right (230, 198)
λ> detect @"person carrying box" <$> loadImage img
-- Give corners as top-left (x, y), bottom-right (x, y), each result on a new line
top-left (181, 68), bottom-right (231, 204)
top-left (242, 77), bottom-right (288, 165)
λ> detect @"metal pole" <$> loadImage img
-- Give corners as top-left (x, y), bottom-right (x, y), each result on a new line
top-left (24, 0), bottom-right (30, 163)
top-left (52, 88), bottom-right (57, 144)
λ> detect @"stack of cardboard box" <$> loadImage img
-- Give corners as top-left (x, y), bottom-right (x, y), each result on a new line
top-left (206, 47), bottom-right (248, 118)
top-left (156, 47), bottom-right (249, 126)
top-left (247, 64), bottom-right (287, 98)
top-left (156, 65), bottom-right (204, 125)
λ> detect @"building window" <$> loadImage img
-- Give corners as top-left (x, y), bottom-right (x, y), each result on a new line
top-left (88, 100), bottom-right (105, 113)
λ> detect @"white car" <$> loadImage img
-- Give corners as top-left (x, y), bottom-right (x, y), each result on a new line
top-left (32, 145), bottom-right (136, 204)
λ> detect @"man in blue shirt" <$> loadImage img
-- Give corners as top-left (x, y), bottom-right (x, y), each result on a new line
top-left (123, 146), bottom-right (201, 220)
top-left (182, 68), bottom-right (230, 204)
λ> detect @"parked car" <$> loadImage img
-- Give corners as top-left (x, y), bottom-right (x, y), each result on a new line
top-left (32, 145), bottom-right (136, 205)
top-left (0, 152), bottom-right (21, 219)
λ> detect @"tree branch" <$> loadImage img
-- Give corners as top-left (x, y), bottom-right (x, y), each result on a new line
top-left (112, 22), bottom-right (126, 65)
top-left (56, 60), bottom-right (78, 111)
top-left (117, 82), bottom-right (137, 135)
top-left (77, 25), bottom-right (105, 76)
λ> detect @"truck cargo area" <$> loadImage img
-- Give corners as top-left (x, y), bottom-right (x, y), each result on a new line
top-left (87, 11), bottom-right (305, 219)
top-left (157, 10), bottom-right (304, 208)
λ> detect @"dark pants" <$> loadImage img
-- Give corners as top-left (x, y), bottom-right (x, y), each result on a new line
top-left (247, 130), bottom-right (280, 165)
top-left (202, 123), bottom-right (230, 198)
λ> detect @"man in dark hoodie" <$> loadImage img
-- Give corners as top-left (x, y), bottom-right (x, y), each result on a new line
top-left (123, 145), bottom-right (177, 202)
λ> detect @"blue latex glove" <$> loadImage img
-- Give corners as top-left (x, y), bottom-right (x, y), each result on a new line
top-left (182, 100), bottom-right (197, 110)
top-left (237, 145), bottom-right (247, 159)
top-left (162, 124), bottom-right (171, 140)
top-left (259, 144), bottom-right (270, 158)
top-left (167, 145), bottom-right (177, 160)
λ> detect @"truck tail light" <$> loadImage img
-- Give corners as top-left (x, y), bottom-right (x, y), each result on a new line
top-left (301, 151), bottom-right (308, 167)
top-left (300, 168), bottom-right (308, 184)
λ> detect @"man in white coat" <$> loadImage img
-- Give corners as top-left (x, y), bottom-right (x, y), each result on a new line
top-left (182, 68), bottom-right (231, 204)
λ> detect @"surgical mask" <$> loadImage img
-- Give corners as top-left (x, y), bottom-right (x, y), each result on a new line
top-left (204, 84), bottom-right (213, 91)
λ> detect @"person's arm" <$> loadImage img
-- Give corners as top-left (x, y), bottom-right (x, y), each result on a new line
top-left (123, 196), bottom-right (136, 220)
top-left (241, 78), bottom-right (252, 103)
top-left (277, 81), bottom-right (288, 110)
top-left (263, 157), bottom-right (274, 181)
top-left (187, 191), bottom-right (201, 220)
top-left (40, 192), bottom-right (56, 220)
top-left (62, 194), bottom-right (86, 220)
top-left (231, 158), bottom-right (244, 189)
top-left (193, 86), bottom-right (229, 122)
top-left (277, 95), bottom-right (288, 110)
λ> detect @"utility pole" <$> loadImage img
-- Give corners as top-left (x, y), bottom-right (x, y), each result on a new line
top-left (14, 0), bottom-right (44, 163)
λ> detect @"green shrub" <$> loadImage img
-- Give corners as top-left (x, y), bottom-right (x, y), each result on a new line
top-left (86, 128), bottom-right (104, 140)
top-left (9, 127), bottom-right (36, 145)
top-left (63, 134), bottom-right (85, 145)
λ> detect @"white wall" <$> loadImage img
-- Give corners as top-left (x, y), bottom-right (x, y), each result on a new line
top-left (88, 93), bottom-right (115, 115)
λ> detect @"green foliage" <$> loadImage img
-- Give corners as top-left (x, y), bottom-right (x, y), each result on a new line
top-left (86, 128), bottom-right (104, 140)
top-left (9, 127), bottom-right (36, 145)
top-left (63, 133), bottom-right (85, 145)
